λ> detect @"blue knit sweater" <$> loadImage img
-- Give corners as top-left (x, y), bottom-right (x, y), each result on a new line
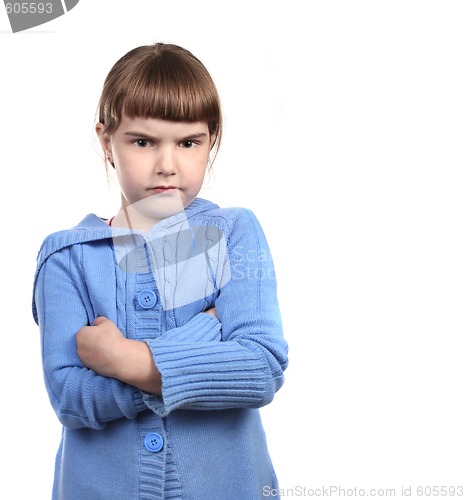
top-left (32, 198), bottom-right (288, 500)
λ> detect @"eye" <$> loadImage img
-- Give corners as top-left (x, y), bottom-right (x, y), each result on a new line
top-left (134, 139), bottom-right (149, 148)
top-left (180, 140), bottom-right (196, 149)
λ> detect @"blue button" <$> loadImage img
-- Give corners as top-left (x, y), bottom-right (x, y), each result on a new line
top-left (137, 290), bottom-right (157, 309)
top-left (144, 432), bottom-right (164, 452)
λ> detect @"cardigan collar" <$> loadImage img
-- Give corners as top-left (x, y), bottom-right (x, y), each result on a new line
top-left (36, 198), bottom-right (218, 268)
top-left (32, 198), bottom-right (219, 322)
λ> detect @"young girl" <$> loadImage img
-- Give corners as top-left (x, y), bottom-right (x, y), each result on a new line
top-left (32, 43), bottom-right (288, 500)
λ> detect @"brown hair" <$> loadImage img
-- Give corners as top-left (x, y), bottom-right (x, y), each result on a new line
top-left (97, 43), bottom-right (222, 160)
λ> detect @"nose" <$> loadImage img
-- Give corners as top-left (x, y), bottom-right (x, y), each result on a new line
top-left (156, 146), bottom-right (176, 176)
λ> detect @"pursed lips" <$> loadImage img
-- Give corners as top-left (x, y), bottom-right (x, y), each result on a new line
top-left (149, 186), bottom-right (178, 194)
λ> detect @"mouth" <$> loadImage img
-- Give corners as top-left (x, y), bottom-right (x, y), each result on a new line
top-left (149, 186), bottom-right (178, 194)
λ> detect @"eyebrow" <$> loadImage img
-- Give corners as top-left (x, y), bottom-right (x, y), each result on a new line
top-left (123, 131), bottom-right (208, 140)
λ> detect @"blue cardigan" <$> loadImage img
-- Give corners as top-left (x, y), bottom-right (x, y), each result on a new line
top-left (32, 198), bottom-right (288, 500)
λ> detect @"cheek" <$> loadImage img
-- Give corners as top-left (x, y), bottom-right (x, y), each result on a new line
top-left (187, 164), bottom-right (208, 187)
top-left (115, 167), bottom-right (138, 195)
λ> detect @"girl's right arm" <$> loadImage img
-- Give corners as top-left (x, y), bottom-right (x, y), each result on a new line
top-left (35, 248), bottom-right (148, 430)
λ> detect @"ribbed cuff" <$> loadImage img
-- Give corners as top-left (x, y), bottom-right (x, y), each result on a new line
top-left (160, 312), bottom-right (221, 343)
top-left (133, 389), bottom-right (149, 412)
top-left (143, 313), bottom-right (223, 416)
top-left (145, 339), bottom-right (269, 416)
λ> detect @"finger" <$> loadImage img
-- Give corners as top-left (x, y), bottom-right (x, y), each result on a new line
top-left (93, 316), bottom-right (107, 326)
top-left (205, 307), bottom-right (217, 318)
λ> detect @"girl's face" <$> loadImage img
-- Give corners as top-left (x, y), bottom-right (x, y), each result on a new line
top-left (97, 116), bottom-right (214, 227)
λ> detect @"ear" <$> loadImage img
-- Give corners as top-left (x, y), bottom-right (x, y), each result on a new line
top-left (96, 123), bottom-right (114, 166)
top-left (209, 132), bottom-right (217, 150)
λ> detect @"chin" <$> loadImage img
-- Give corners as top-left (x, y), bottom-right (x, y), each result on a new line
top-left (134, 192), bottom-right (185, 219)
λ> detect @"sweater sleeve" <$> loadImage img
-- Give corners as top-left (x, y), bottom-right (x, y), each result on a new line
top-left (143, 209), bottom-right (289, 417)
top-left (34, 248), bottom-right (148, 430)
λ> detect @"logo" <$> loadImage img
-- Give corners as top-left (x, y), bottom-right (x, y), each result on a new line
top-left (3, 0), bottom-right (79, 32)
top-left (109, 193), bottom-right (231, 311)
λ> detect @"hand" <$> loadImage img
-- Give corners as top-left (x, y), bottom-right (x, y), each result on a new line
top-left (76, 316), bottom-right (162, 395)
top-left (205, 306), bottom-right (217, 318)
top-left (76, 316), bottom-right (126, 378)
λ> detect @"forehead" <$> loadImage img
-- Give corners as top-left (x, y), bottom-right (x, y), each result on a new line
top-left (115, 116), bottom-right (210, 137)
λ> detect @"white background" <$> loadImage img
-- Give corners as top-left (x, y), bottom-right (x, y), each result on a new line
top-left (1, 1), bottom-right (465, 498)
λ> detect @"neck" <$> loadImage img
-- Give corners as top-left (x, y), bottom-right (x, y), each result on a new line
top-left (112, 194), bottom-right (185, 232)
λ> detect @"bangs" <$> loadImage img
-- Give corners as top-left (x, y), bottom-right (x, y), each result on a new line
top-left (122, 61), bottom-right (219, 123)
top-left (99, 45), bottom-right (221, 136)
